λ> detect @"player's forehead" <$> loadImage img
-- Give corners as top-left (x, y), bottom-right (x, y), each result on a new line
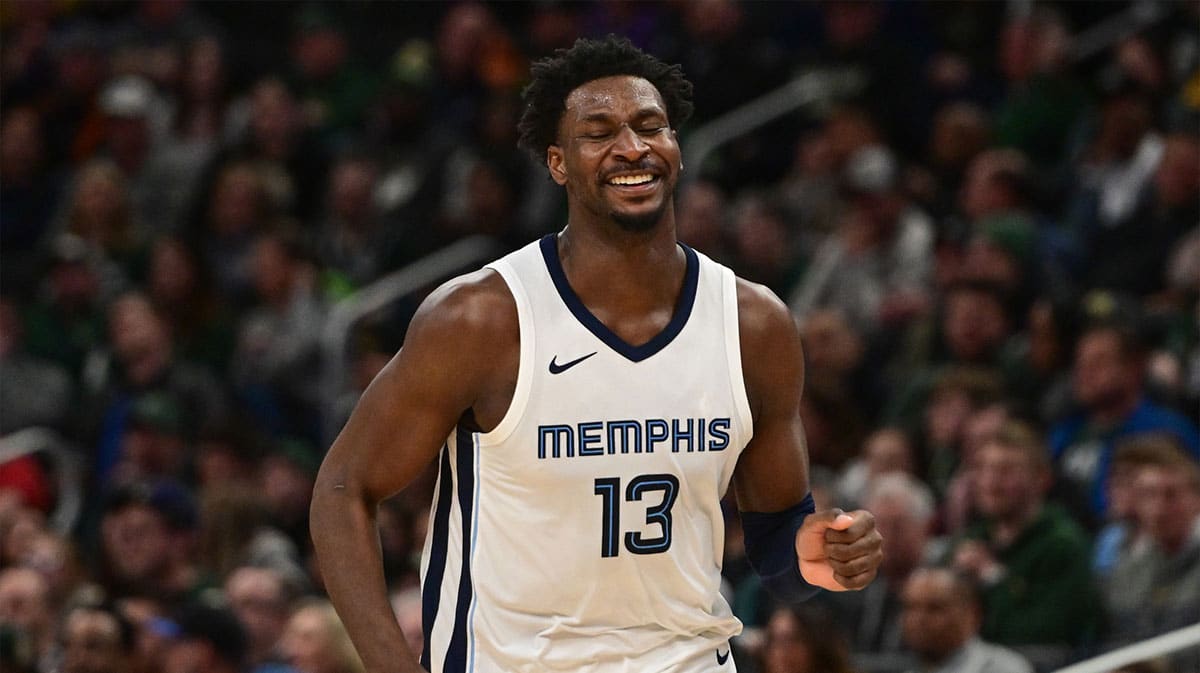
top-left (563, 75), bottom-right (667, 124)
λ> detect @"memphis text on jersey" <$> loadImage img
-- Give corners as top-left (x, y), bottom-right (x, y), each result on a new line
top-left (536, 417), bottom-right (732, 459)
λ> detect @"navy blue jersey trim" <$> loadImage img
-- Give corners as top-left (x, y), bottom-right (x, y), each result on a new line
top-left (443, 427), bottom-right (476, 672)
top-left (420, 445), bottom-right (454, 671)
top-left (539, 234), bottom-right (699, 363)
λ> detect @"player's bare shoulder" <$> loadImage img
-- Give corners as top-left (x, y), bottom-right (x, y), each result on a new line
top-left (392, 267), bottom-right (520, 400)
top-left (734, 277), bottom-right (805, 418)
top-left (414, 268), bottom-right (518, 346)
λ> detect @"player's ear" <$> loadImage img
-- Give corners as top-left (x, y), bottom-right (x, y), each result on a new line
top-left (547, 145), bottom-right (568, 186)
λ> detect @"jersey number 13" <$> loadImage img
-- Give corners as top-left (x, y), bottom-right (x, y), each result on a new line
top-left (593, 474), bottom-right (680, 557)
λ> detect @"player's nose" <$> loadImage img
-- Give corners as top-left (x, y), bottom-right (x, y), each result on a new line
top-left (611, 125), bottom-right (650, 160)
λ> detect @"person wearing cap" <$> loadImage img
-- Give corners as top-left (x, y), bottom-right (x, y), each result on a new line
top-left (788, 144), bottom-right (935, 339)
top-left (111, 391), bottom-right (190, 485)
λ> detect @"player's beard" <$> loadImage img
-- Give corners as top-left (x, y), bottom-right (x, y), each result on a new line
top-left (610, 198), bottom-right (670, 232)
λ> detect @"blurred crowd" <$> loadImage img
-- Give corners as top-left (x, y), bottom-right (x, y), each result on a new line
top-left (1, 1), bottom-right (1198, 673)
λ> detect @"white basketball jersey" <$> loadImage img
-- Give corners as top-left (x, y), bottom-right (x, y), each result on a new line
top-left (419, 235), bottom-right (753, 673)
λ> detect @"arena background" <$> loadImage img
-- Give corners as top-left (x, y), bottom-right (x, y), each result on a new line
top-left (1, 1), bottom-right (1198, 672)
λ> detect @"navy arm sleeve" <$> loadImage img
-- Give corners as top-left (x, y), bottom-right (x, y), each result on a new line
top-left (739, 493), bottom-right (820, 603)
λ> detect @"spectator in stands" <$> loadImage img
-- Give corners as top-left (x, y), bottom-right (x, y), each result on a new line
top-left (278, 599), bottom-right (364, 673)
top-left (0, 567), bottom-right (56, 672)
top-left (909, 367), bottom-right (1004, 505)
top-left (729, 192), bottom-right (803, 297)
top-left (146, 36), bottom-right (229, 234)
top-left (226, 565), bottom-right (298, 673)
top-left (948, 421), bottom-right (1100, 657)
top-left (676, 180), bottom-right (731, 264)
top-left (0, 294), bottom-right (73, 436)
top-left (60, 601), bottom-right (138, 673)
top-left (259, 440), bottom-right (319, 558)
top-left (229, 229), bottom-right (326, 441)
top-left (83, 291), bottom-right (229, 486)
top-left (913, 102), bottom-right (991, 223)
top-left (759, 604), bottom-right (856, 673)
top-left (835, 427), bottom-right (916, 508)
top-left (287, 5), bottom-right (380, 144)
top-left (163, 601), bottom-right (249, 673)
top-left (0, 107), bottom-right (62, 290)
top-left (193, 76), bottom-right (330, 226)
top-left (1093, 435), bottom-right (1173, 578)
top-left (1050, 322), bottom-right (1200, 525)
top-left (194, 161), bottom-right (275, 305)
top-left (900, 567), bottom-right (1033, 673)
top-left (992, 7), bottom-right (1089, 168)
top-left (96, 480), bottom-right (210, 607)
top-left (885, 280), bottom-right (1016, 448)
top-left (836, 473), bottom-right (937, 656)
top-left (790, 144), bottom-right (934, 339)
top-left (110, 391), bottom-right (190, 484)
top-left (95, 75), bottom-right (167, 228)
top-left (1104, 440), bottom-right (1200, 652)
top-left (21, 233), bottom-right (109, 378)
top-left (314, 154), bottom-right (396, 294)
top-left (198, 486), bottom-right (307, 591)
top-left (1078, 132), bottom-right (1200, 297)
top-left (145, 234), bottom-right (237, 371)
top-left (56, 160), bottom-right (141, 297)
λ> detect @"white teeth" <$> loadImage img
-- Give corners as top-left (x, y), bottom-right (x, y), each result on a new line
top-left (609, 174), bottom-right (654, 185)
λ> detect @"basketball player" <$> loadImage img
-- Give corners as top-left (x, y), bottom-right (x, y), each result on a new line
top-left (311, 36), bottom-right (883, 673)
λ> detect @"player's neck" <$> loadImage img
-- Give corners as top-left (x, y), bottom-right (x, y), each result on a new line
top-left (557, 214), bottom-right (685, 309)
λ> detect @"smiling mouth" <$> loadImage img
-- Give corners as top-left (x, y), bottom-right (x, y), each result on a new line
top-left (608, 173), bottom-right (656, 186)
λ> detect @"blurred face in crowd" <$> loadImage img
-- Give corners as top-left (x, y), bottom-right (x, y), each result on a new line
top-left (863, 428), bottom-right (914, 479)
top-left (62, 608), bottom-right (129, 673)
top-left (925, 388), bottom-right (971, 449)
top-left (211, 165), bottom-right (264, 236)
top-left (0, 107), bottom-right (43, 182)
top-left (1154, 135), bottom-right (1200, 209)
top-left (1073, 330), bottom-right (1140, 412)
top-left (676, 181), bottom-right (727, 253)
top-left (865, 487), bottom-right (928, 579)
top-left (942, 288), bottom-right (1008, 362)
top-left (252, 236), bottom-right (294, 305)
top-left (902, 568), bottom-right (977, 663)
top-left (101, 505), bottom-right (173, 583)
top-left (226, 567), bottom-right (290, 664)
top-left (250, 79), bottom-right (298, 157)
top-left (108, 294), bottom-right (172, 386)
top-left (762, 608), bottom-right (815, 673)
top-left (148, 237), bottom-right (198, 306)
top-left (70, 163), bottom-right (129, 244)
top-left (973, 440), bottom-right (1047, 522)
top-left (0, 567), bottom-right (53, 639)
top-left (801, 310), bottom-right (864, 375)
top-left (328, 160), bottom-right (377, 225)
top-left (279, 603), bottom-right (356, 673)
top-left (1133, 464), bottom-right (1200, 554)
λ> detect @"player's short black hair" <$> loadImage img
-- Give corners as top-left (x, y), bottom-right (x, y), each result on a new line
top-left (517, 35), bottom-right (694, 161)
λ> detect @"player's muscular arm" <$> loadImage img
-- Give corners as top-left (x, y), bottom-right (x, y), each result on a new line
top-left (311, 270), bottom-right (517, 673)
top-left (732, 279), bottom-right (809, 512)
top-left (732, 280), bottom-right (881, 594)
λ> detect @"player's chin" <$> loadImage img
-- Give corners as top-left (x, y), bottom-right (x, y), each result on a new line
top-left (610, 203), bottom-right (667, 232)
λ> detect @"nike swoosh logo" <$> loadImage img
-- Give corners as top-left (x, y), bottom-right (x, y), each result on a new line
top-left (716, 648), bottom-right (730, 665)
top-left (548, 352), bottom-right (597, 374)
